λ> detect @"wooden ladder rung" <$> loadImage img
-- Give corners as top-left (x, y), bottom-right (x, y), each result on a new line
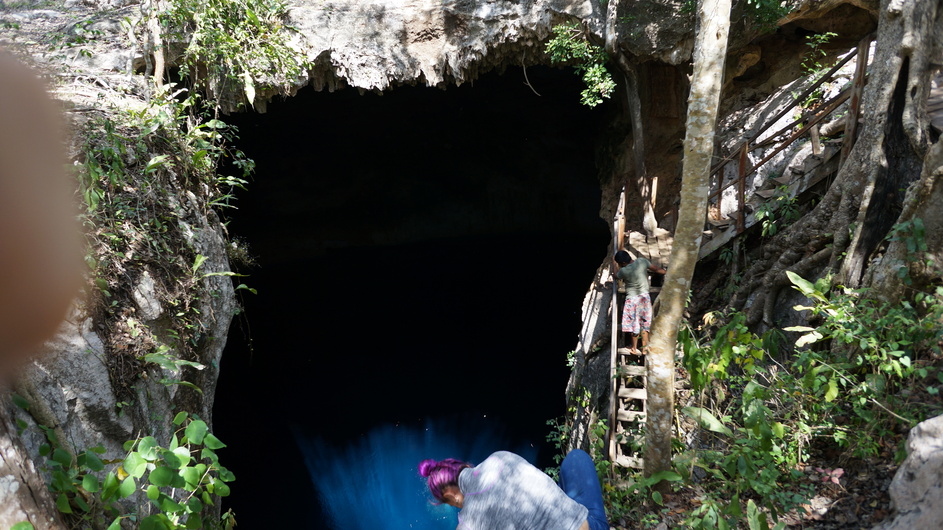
top-left (617, 409), bottom-right (646, 422)
top-left (618, 388), bottom-right (647, 400)
top-left (616, 364), bottom-right (646, 376)
top-left (614, 454), bottom-right (644, 469)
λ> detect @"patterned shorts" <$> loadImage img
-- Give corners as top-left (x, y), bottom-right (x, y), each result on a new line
top-left (621, 293), bottom-right (652, 334)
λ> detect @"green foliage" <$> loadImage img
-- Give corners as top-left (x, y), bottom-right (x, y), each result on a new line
top-left (79, 88), bottom-right (255, 397)
top-left (795, 31), bottom-right (839, 108)
top-left (801, 32), bottom-right (838, 76)
top-left (17, 396), bottom-right (235, 529)
top-left (566, 350), bottom-right (577, 367)
top-left (889, 218), bottom-right (933, 286)
top-left (785, 271), bottom-right (943, 457)
top-left (754, 185), bottom-right (800, 237)
top-left (160, 0), bottom-right (309, 107)
top-left (676, 313), bottom-right (823, 528)
top-left (741, 0), bottom-right (794, 29)
top-left (546, 22), bottom-right (616, 107)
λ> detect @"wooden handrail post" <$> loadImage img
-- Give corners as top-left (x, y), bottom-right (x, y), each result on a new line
top-left (737, 143), bottom-right (747, 232)
top-left (840, 34), bottom-right (872, 167)
top-left (608, 188), bottom-right (626, 467)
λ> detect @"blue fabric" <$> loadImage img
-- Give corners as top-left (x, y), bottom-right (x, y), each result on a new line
top-left (559, 449), bottom-right (609, 530)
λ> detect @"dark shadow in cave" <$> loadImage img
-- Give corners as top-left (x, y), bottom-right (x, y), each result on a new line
top-left (212, 65), bottom-right (611, 528)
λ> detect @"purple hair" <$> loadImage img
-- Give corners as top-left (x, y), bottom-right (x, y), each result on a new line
top-left (418, 458), bottom-right (471, 503)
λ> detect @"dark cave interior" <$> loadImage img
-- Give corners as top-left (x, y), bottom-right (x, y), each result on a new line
top-left (211, 65), bottom-right (612, 528)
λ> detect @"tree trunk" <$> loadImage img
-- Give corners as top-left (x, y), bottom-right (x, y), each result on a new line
top-left (645, 0), bottom-right (731, 482)
top-left (604, 0), bottom-right (658, 235)
top-left (0, 395), bottom-right (66, 529)
top-left (696, 0), bottom-right (942, 328)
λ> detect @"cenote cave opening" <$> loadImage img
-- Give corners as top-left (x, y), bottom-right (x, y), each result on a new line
top-left (212, 65), bottom-right (611, 529)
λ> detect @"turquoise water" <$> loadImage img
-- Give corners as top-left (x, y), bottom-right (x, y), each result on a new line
top-left (295, 417), bottom-right (539, 529)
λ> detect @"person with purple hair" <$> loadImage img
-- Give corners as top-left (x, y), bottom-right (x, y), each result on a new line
top-left (418, 449), bottom-right (608, 530)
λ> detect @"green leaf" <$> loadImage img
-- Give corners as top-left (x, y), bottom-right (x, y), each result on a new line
top-left (149, 466), bottom-right (176, 487)
top-left (107, 518), bottom-right (123, 530)
top-left (203, 433), bottom-right (226, 450)
top-left (163, 450), bottom-right (182, 470)
top-left (186, 496), bottom-right (204, 514)
top-left (159, 379), bottom-right (204, 394)
top-left (141, 514), bottom-right (172, 530)
top-left (11, 393), bottom-right (30, 410)
top-left (11, 523), bottom-right (36, 530)
top-left (83, 451), bottom-right (105, 472)
top-left (772, 421), bottom-right (786, 439)
top-left (682, 407), bottom-right (734, 436)
top-left (52, 448), bottom-right (72, 468)
top-left (145, 155), bottom-right (170, 174)
top-left (74, 494), bottom-right (90, 513)
top-left (117, 476), bottom-right (136, 499)
top-left (201, 448), bottom-right (218, 464)
top-left (217, 465), bottom-right (235, 482)
top-left (173, 411), bottom-right (189, 426)
top-left (147, 484), bottom-right (160, 500)
top-left (795, 330), bottom-right (823, 348)
top-left (159, 493), bottom-right (185, 513)
top-left (55, 492), bottom-right (72, 513)
top-left (647, 470), bottom-right (682, 483)
top-left (747, 499), bottom-right (764, 530)
top-left (138, 437), bottom-right (160, 460)
top-left (651, 490), bottom-right (663, 505)
top-left (182, 466), bottom-right (203, 489)
top-left (186, 420), bottom-right (209, 445)
top-left (787, 271), bottom-right (820, 299)
top-left (825, 378), bottom-right (839, 402)
top-left (185, 514), bottom-right (202, 529)
top-left (243, 72), bottom-right (256, 106)
top-left (172, 446), bottom-right (192, 468)
top-left (82, 474), bottom-right (101, 493)
top-left (235, 283), bottom-right (258, 294)
top-left (102, 471), bottom-right (119, 501)
top-left (192, 254), bottom-right (208, 274)
top-left (214, 482), bottom-right (231, 497)
top-left (124, 452), bottom-right (148, 478)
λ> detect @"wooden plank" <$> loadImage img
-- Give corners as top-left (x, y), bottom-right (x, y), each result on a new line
top-left (608, 188), bottom-right (627, 467)
top-left (616, 364), bottom-right (647, 376)
top-left (618, 388), bottom-right (647, 400)
top-left (617, 410), bottom-right (647, 422)
top-left (614, 454), bottom-right (644, 469)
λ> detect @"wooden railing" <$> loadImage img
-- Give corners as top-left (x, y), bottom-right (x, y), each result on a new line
top-left (702, 35), bottom-right (872, 246)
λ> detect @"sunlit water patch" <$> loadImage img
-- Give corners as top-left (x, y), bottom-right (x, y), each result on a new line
top-left (294, 416), bottom-right (540, 529)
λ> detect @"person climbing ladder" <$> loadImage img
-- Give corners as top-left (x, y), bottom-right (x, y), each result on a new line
top-left (612, 250), bottom-right (666, 355)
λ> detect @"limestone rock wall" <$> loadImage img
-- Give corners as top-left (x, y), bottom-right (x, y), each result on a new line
top-left (288, 0), bottom-right (593, 92)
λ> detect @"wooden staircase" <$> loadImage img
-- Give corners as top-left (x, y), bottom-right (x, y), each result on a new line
top-left (605, 36), bottom-right (874, 470)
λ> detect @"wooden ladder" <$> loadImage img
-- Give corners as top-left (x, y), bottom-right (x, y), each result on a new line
top-left (607, 193), bottom-right (673, 468)
top-left (612, 349), bottom-right (646, 468)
